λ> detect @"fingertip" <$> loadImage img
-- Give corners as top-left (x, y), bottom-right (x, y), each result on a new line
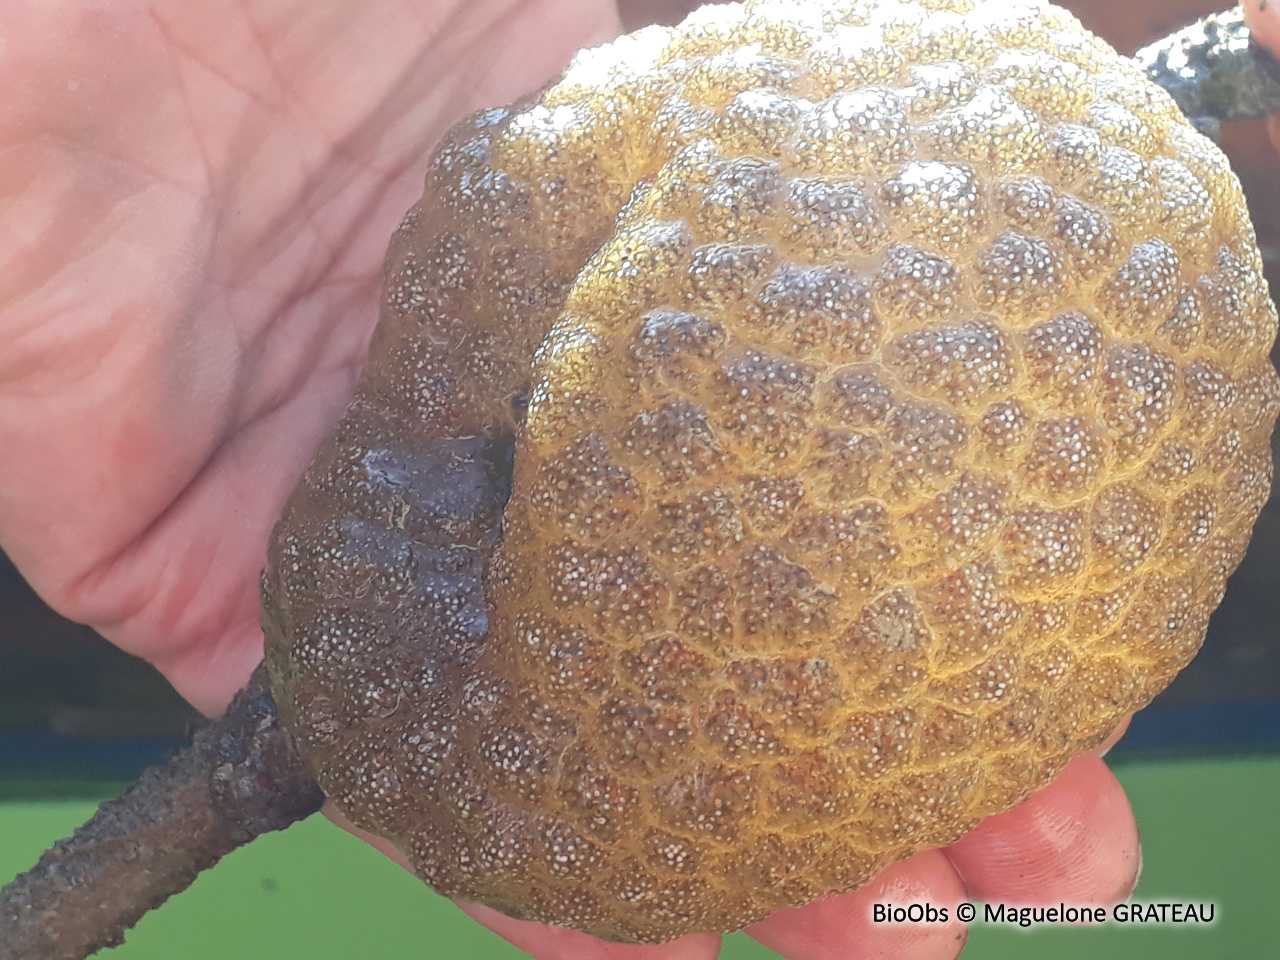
top-left (745, 849), bottom-right (968, 960)
top-left (1246, 0), bottom-right (1280, 58)
top-left (944, 752), bottom-right (1140, 907)
top-left (321, 801), bottom-right (416, 872)
top-left (1092, 715), bottom-right (1131, 757)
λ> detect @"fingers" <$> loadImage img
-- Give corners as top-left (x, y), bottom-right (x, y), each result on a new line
top-left (331, 745), bottom-right (1134, 959)
top-left (329, 743), bottom-right (1134, 959)
top-left (458, 903), bottom-right (721, 960)
top-left (743, 728), bottom-right (1137, 959)
top-left (744, 850), bottom-right (967, 960)
top-left (334, 796), bottom-right (967, 960)
top-left (328, 801), bottom-right (721, 960)
top-left (943, 751), bottom-right (1140, 906)
top-left (1246, 0), bottom-right (1280, 57)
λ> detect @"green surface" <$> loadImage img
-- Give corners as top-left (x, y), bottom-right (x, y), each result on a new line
top-left (1, 755), bottom-right (1276, 959)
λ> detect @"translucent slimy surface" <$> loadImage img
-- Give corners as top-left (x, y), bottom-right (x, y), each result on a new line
top-left (262, 0), bottom-right (1280, 942)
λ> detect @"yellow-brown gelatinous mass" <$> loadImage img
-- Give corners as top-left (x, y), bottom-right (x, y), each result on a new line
top-left (262, 0), bottom-right (1280, 943)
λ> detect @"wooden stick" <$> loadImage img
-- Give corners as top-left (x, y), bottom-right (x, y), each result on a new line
top-left (0, 663), bottom-right (323, 960)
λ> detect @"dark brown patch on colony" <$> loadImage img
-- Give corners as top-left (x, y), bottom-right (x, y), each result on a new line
top-left (262, 0), bottom-right (1279, 944)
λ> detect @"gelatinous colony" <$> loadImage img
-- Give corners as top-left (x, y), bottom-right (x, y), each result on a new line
top-left (262, 0), bottom-right (1280, 942)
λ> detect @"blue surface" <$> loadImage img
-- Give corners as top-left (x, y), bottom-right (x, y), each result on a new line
top-left (1, 700), bottom-right (1279, 788)
top-left (0, 731), bottom-right (184, 783)
top-left (1110, 701), bottom-right (1280, 756)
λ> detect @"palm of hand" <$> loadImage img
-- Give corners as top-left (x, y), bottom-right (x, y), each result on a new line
top-left (0, 2), bottom-right (1139, 958)
top-left (0, 0), bottom-right (618, 712)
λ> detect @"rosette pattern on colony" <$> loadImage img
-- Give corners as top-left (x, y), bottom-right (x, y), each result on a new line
top-left (262, 0), bottom-right (1280, 943)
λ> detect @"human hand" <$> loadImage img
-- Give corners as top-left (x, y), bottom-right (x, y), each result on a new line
top-left (0, 0), bottom-right (621, 717)
top-left (447, 741), bottom-right (1138, 960)
top-left (0, 1), bottom-right (1164, 957)
top-left (1246, 0), bottom-right (1280, 154)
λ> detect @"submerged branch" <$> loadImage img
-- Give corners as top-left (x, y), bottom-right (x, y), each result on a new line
top-left (0, 664), bottom-right (323, 960)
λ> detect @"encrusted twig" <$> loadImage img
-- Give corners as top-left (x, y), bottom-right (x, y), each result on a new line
top-left (0, 664), bottom-right (323, 960)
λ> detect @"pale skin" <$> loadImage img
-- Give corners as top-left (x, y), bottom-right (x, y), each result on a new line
top-left (7, 1), bottom-right (1276, 957)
